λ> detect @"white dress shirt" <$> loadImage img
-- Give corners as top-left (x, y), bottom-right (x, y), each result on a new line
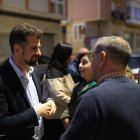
top-left (9, 56), bottom-right (44, 140)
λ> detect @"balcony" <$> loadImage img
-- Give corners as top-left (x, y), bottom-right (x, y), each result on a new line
top-left (126, 0), bottom-right (140, 25)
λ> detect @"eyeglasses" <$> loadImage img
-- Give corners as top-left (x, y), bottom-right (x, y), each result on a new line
top-left (88, 50), bottom-right (102, 58)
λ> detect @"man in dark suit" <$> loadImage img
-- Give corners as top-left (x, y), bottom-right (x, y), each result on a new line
top-left (0, 23), bottom-right (56, 140)
top-left (59, 36), bottom-right (140, 140)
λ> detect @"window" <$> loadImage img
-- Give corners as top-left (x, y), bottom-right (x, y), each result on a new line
top-left (29, 0), bottom-right (48, 12)
top-left (72, 23), bottom-right (85, 41)
top-left (126, 1), bottom-right (140, 24)
top-left (50, 0), bottom-right (65, 15)
top-left (124, 32), bottom-right (134, 49)
top-left (111, 0), bottom-right (124, 21)
top-left (134, 7), bottom-right (138, 20)
top-left (126, 6), bottom-right (131, 20)
top-left (138, 9), bottom-right (140, 20)
top-left (40, 34), bottom-right (54, 57)
top-left (0, 33), bottom-right (11, 62)
top-left (73, 25), bottom-right (79, 40)
top-left (3, 0), bottom-right (24, 8)
top-left (135, 33), bottom-right (140, 50)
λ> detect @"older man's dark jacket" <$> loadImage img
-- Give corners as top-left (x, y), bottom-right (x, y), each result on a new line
top-left (60, 77), bottom-right (140, 140)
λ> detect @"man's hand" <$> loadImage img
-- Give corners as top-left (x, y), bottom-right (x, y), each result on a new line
top-left (34, 99), bottom-right (56, 119)
top-left (46, 99), bottom-right (56, 116)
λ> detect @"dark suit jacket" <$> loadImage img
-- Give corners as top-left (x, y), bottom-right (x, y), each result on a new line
top-left (60, 77), bottom-right (140, 140)
top-left (0, 60), bottom-right (43, 140)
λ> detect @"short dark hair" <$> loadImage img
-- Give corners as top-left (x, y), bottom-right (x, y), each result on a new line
top-left (77, 52), bottom-right (90, 66)
top-left (9, 23), bottom-right (43, 54)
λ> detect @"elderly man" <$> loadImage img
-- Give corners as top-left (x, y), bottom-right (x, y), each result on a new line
top-left (59, 36), bottom-right (140, 140)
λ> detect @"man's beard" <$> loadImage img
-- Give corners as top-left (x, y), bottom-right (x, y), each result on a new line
top-left (24, 56), bottom-right (39, 66)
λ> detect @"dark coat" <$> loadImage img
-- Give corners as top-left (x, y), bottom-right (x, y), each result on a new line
top-left (68, 60), bottom-right (81, 83)
top-left (61, 80), bottom-right (96, 120)
top-left (0, 60), bottom-right (42, 140)
top-left (60, 77), bottom-right (140, 140)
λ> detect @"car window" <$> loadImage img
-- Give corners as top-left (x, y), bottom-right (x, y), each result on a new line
top-left (38, 55), bottom-right (50, 64)
top-left (128, 55), bottom-right (140, 69)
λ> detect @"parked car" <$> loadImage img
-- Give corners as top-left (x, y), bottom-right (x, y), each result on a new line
top-left (128, 54), bottom-right (140, 83)
top-left (38, 55), bottom-right (50, 64)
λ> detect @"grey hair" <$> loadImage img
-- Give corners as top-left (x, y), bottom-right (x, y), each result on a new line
top-left (94, 36), bottom-right (131, 66)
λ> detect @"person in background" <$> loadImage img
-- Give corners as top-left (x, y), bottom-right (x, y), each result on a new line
top-left (43, 42), bottom-right (74, 140)
top-left (59, 36), bottom-right (140, 140)
top-left (68, 47), bottom-right (89, 83)
top-left (61, 52), bottom-right (96, 129)
top-left (0, 23), bottom-right (56, 140)
top-left (125, 65), bottom-right (135, 81)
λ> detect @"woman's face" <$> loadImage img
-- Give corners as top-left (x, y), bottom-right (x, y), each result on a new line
top-left (79, 55), bottom-right (94, 82)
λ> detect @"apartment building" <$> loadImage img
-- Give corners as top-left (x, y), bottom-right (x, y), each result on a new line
top-left (66, 0), bottom-right (140, 54)
top-left (0, 0), bottom-right (67, 62)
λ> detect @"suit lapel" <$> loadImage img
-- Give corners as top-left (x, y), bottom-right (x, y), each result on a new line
top-left (3, 60), bottom-right (30, 106)
top-left (3, 60), bottom-right (42, 104)
top-left (32, 70), bottom-right (42, 101)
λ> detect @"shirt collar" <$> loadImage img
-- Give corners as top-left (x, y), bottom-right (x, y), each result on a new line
top-left (9, 56), bottom-right (34, 78)
top-left (98, 71), bottom-right (126, 84)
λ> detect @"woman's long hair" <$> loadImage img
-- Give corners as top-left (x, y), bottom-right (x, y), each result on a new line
top-left (47, 42), bottom-right (72, 72)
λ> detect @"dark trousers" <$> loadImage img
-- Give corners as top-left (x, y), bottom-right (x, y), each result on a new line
top-left (44, 119), bottom-right (65, 140)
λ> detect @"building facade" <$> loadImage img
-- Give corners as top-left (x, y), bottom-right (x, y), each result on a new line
top-left (66, 0), bottom-right (140, 54)
top-left (0, 0), bottom-right (67, 62)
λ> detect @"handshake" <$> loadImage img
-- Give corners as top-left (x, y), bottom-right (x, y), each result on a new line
top-left (34, 99), bottom-right (56, 119)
